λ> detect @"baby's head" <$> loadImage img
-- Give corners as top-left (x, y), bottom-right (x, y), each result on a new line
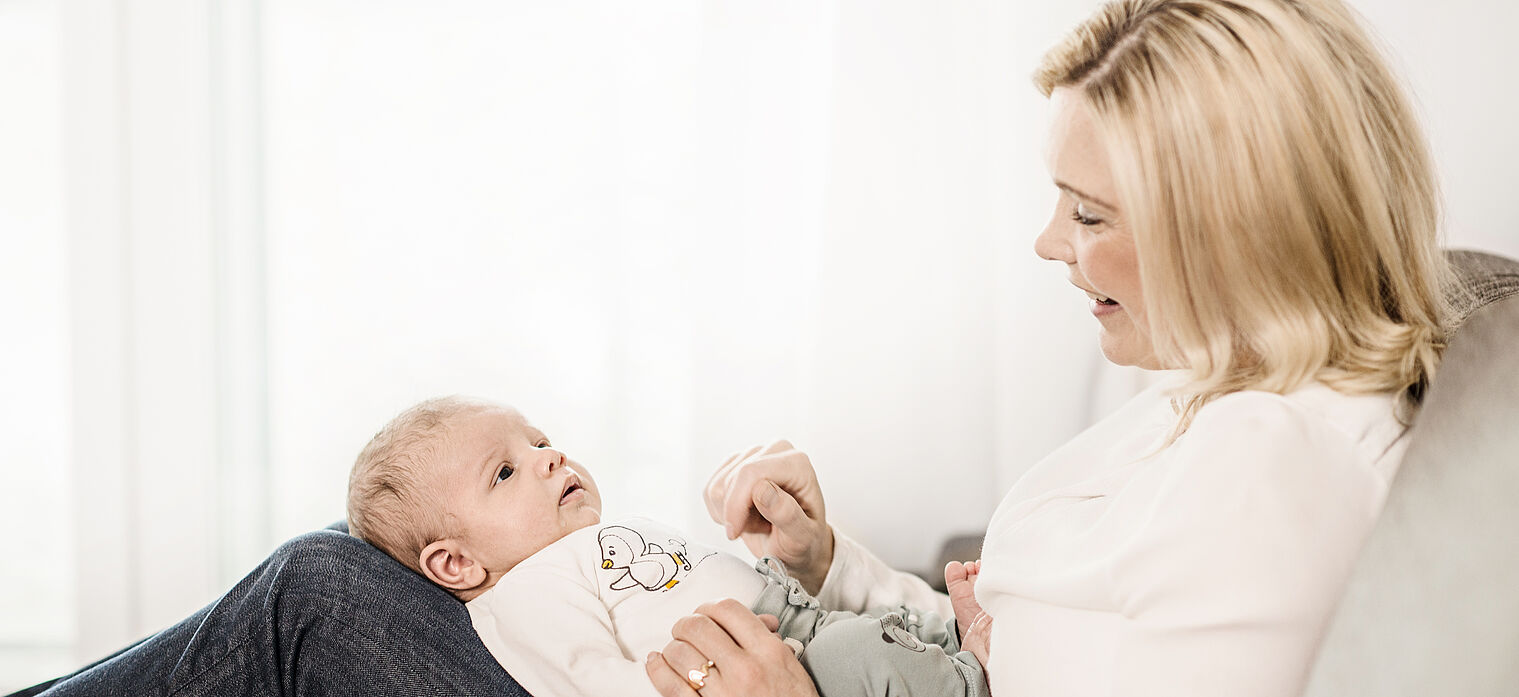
top-left (347, 396), bottom-right (602, 600)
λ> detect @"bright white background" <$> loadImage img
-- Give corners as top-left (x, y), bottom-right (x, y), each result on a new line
top-left (2, 0), bottom-right (1516, 691)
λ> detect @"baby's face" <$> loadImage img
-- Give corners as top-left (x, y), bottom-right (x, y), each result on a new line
top-left (434, 406), bottom-right (603, 575)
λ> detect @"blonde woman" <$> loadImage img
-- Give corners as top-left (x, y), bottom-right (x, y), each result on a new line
top-left (646, 1), bottom-right (1448, 696)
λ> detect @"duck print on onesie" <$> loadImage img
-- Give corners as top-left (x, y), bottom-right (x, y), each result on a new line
top-left (598, 524), bottom-right (714, 592)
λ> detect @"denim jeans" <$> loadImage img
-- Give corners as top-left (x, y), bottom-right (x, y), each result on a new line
top-left (18, 528), bottom-right (530, 697)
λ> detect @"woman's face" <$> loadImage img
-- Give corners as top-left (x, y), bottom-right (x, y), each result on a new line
top-left (1034, 88), bottom-right (1161, 370)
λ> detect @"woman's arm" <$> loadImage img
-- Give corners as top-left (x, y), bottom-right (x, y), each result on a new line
top-left (815, 528), bottom-right (955, 619)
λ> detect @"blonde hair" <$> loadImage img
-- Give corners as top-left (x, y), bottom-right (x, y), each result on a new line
top-left (346, 396), bottom-right (491, 573)
top-left (1036, 0), bottom-right (1449, 438)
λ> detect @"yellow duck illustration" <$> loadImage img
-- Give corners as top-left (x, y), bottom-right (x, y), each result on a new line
top-left (598, 525), bottom-right (694, 592)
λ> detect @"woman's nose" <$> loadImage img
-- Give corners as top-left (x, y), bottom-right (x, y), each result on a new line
top-left (1034, 211), bottom-right (1074, 264)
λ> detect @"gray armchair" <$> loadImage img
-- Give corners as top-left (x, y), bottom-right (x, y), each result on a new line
top-left (1306, 249), bottom-right (1519, 696)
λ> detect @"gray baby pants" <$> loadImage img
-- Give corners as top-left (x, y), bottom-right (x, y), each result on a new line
top-left (748, 559), bottom-right (989, 697)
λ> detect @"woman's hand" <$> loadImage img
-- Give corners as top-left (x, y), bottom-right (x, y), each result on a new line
top-left (705, 440), bottom-right (834, 593)
top-left (645, 599), bottom-right (820, 697)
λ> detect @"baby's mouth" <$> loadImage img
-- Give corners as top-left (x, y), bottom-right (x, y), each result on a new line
top-left (560, 477), bottom-right (584, 504)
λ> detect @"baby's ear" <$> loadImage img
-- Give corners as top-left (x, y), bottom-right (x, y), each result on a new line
top-left (419, 539), bottom-right (487, 593)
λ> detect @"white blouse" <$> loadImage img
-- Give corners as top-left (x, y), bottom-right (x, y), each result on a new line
top-left (818, 377), bottom-right (1408, 697)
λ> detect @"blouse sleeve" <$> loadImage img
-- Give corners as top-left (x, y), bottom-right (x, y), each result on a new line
top-left (815, 528), bottom-right (956, 620)
top-left (1107, 393), bottom-right (1390, 697)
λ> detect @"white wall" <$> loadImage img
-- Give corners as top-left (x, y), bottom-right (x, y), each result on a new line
top-left (1, 0), bottom-right (1517, 691)
top-left (256, 0), bottom-right (841, 553)
top-left (1354, 0), bottom-right (1519, 259)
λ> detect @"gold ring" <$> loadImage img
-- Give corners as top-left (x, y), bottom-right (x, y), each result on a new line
top-left (685, 660), bottom-right (715, 690)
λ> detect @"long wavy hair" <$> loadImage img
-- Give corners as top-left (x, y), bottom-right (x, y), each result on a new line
top-left (1036, 0), bottom-right (1450, 438)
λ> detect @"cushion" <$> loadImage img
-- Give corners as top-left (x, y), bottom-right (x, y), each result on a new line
top-left (1305, 250), bottom-right (1519, 696)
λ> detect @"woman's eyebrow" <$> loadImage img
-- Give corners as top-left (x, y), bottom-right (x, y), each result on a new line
top-left (1055, 181), bottom-right (1117, 212)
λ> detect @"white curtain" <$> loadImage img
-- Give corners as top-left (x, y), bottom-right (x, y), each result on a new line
top-left (0, 0), bottom-right (73, 687)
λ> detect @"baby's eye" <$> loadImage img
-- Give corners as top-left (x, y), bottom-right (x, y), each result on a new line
top-left (536, 440), bottom-right (551, 448)
top-left (496, 465), bottom-right (513, 482)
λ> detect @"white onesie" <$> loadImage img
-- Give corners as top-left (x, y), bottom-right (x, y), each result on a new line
top-left (467, 517), bottom-right (768, 697)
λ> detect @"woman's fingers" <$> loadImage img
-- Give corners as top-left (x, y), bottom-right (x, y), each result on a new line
top-left (715, 448), bottom-right (781, 539)
top-left (716, 443), bottom-right (823, 540)
top-left (759, 439), bottom-right (794, 456)
top-left (656, 601), bottom-right (822, 697)
top-left (702, 441), bottom-right (834, 590)
top-left (657, 639), bottom-right (711, 681)
top-left (670, 600), bottom-right (762, 667)
top-left (669, 599), bottom-right (779, 662)
top-left (645, 651), bottom-right (702, 697)
top-left (742, 480), bottom-right (834, 592)
top-left (698, 598), bottom-right (789, 652)
top-left (656, 639), bottom-right (739, 695)
top-left (704, 444), bottom-right (766, 526)
top-left (690, 599), bottom-right (822, 697)
top-left (658, 601), bottom-right (772, 697)
top-left (746, 482), bottom-right (810, 559)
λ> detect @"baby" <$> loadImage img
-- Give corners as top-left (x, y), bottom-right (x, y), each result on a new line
top-left (347, 396), bottom-right (992, 697)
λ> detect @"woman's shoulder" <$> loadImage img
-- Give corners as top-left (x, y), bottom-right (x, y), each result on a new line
top-left (1186, 382), bottom-right (1407, 476)
top-left (1199, 382), bottom-right (1397, 433)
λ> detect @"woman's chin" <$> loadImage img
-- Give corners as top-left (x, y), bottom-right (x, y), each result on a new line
top-left (1098, 334), bottom-right (1160, 369)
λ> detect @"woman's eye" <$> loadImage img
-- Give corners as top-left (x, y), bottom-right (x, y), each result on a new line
top-left (1070, 203), bottom-right (1103, 226)
top-left (496, 465), bottom-right (513, 482)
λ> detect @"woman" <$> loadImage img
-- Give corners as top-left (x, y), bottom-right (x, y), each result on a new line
top-left (644, 0), bottom-right (1448, 695)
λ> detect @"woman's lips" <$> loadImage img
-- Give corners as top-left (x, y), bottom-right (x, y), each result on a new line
top-left (1091, 298), bottom-right (1122, 317)
top-left (1077, 285), bottom-right (1119, 317)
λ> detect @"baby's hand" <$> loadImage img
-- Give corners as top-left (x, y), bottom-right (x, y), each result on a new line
top-left (944, 560), bottom-right (984, 641)
top-left (961, 611), bottom-right (993, 677)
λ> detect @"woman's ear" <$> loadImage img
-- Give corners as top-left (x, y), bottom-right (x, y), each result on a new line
top-left (419, 539), bottom-right (487, 593)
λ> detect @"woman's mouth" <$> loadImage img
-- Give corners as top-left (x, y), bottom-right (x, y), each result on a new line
top-left (1084, 290), bottom-right (1122, 316)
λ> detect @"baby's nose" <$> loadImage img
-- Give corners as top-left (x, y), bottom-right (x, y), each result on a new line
top-left (538, 447), bottom-right (567, 474)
